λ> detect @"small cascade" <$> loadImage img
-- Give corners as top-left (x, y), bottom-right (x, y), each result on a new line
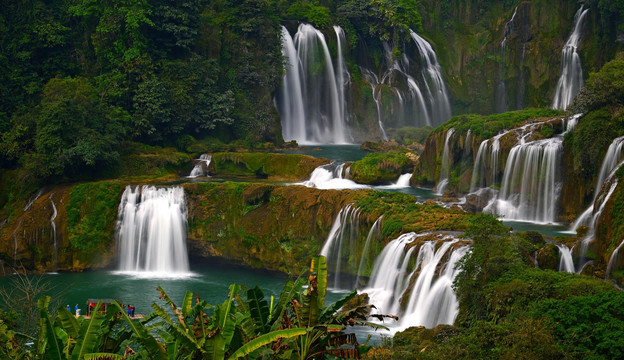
top-left (188, 154), bottom-right (212, 178)
top-left (606, 238), bottom-right (624, 278)
top-left (277, 24), bottom-right (350, 144)
top-left (320, 204), bottom-right (361, 289)
top-left (378, 173), bottom-right (413, 189)
top-left (552, 6), bottom-right (590, 110)
top-left (435, 128), bottom-right (455, 195)
top-left (355, 216), bottom-right (383, 287)
top-left (571, 135), bottom-right (624, 232)
top-left (117, 185), bottom-right (190, 276)
top-left (555, 243), bottom-right (575, 273)
top-left (470, 133), bottom-right (505, 191)
top-left (496, 6), bottom-right (518, 113)
top-left (301, 162), bottom-right (367, 190)
top-left (360, 68), bottom-right (389, 140)
top-left (24, 188), bottom-right (44, 211)
top-left (50, 196), bottom-right (58, 271)
top-left (364, 232), bottom-right (468, 329)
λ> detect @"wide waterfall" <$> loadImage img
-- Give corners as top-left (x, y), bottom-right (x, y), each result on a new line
top-left (363, 232), bottom-right (468, 330)
top-left (552, 6), bottom-right (589, 110)
top-left (188, 154), bottom-right (212, 178)
top-left (277, 24), bottom-right (349, 144)
top-left (117, 185), bottom-right (190, 276)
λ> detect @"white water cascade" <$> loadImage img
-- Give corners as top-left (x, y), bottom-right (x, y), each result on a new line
top-left (277, 24), bottom-right (350, 144)
top-left (606, 238), bottom-right (624, 278)
top-left (470, 132), bottom-right (506, 192)
top-left (320, 204), bottom-right (361, 289)
top-left (555, 243), bottom-right (575, 273)
top-left (435, 128), bottom-right (455, 195)
top-left (355, 216), bottom-right (383, 287)
top-left (300, 162), bottom-right (367, 190)
top-left (117, 185), bottom-right (190, 276)
top-left (364, 232), bottom-right (468, 330)
top-left (50, 197), bottom-right (58, 271)
top-left (188, 154), bottom-right (212, 178)
top-left (552, 6), bottom-right (589, 110)
top-left (571, 136), bottom-right (624, 232)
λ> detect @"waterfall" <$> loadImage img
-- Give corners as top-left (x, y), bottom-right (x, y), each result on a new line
top-left (320, 204), bottom-right (361, 289)
top-left (571, 135), bottom-right (624, 232)
top-left (355, 216), bottom-right (383, 287)
top-left (552, 6), bottom-right (589, 110)
top-left (577, 163), bottom-right (622, 271)
top-left (300, 162), bottom-right (367, 190)
top-left (496, 6), bottom-right (518, 113)
top-left (486, 137), bottom-right (562, 223)
top-left (606, 238), bottom-right (624, 278)
top-left (360, 68), bottom-right (389, 140)
top-left (364, 232), bottom-right (468, 329)
top-left (334, 25), bottom-right (350, 125)
top-left (277, 24), bottom-right (350, 144)
top-left (117, 185), bottom-right (190, 276)
top-left (555, 243), bottom-right (575, 273)
top-left (50, 197), bottom-right (58, 271)
top-left (188, 154), bottom-right (212, 178)
top-left (470, 132), bottom-right (506, 192)
top-left (435, 128), bottom-right (455, 195)
top-left (24, 188), bottom-right (44, 211)
top-left (409, 31), bottom-right (452, 125)
top-left (378, 173), bottom-right (413, 189)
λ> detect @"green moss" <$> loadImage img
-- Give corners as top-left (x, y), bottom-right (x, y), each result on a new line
top-left (211, 152), bottom-right (328, 181)
top-left (350, 152), bottom-right (412, 184)
top-left (116, 142), bottom-right (191, 179)
top-left (67, 182), bottom-right (122, 250)
top-left (436, 108), bottom-right (563, 139)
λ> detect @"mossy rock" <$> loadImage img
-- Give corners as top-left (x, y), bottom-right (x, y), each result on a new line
top-left (350, 152), bottom-right (413, 185)
top-left (210, 152), bottom-right (329, 181)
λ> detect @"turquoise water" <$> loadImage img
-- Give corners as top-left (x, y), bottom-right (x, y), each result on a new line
top-left (502, 220), bottom-right (573, 238)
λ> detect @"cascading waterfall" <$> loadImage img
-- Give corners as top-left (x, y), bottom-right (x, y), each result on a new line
top-left (606, 238), bottom-right (624, 278)
top-left (188, 154), bottom-right (212, 178)
top-left (334, 25), bottom-right (350, 125)
top-left (576, 162), bottom-right (622, 271)
top-left (378, 173), bottom-right (413, 189)
top-left (277, 24), bottom-right (349, 144)
top-left (552, 6), bottom-right (589, 110)
top-left (364, 232), bottom-right (468, 330)
top-left (470, 132), bottom-right (506, 192)
top-left (355, 216), bottom-right (383, 287)
top-left (117, 185), bottom-right (190, 276)
top-left (301, 162), bottom-right (367, 190)
top-left (435, 128), bottom-right (455, 195)
top-left (496, 6), bottom-right (518, 113)
top-left (571, 135), bottom-right (624, 231)
top-left (555, 243), bottom-right (575, 273)
top-left (50, 196), bottom-right (58, 271)
top-left (320, 204), bottom-right (361, 289)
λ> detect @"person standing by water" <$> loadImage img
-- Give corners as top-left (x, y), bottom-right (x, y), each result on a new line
top-left (66, 304), bottom-right (71, 312)
top-left (75, 304), bottom-right (80, 316)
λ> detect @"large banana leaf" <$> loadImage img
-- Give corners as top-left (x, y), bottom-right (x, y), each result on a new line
top-left (56, 307), bottom-right (80, 339)
top-left (228, 328), bottom-right (309, 360)
top-left (319, 289), bottom-right (356, 323)
top-left (71, 304), bottom-right (104, 360)
top-left (309, 256), bottom-right (327, 308)
top-left (269, 277), bottom-right (305, 329)
top-left (181, 291), bottom-right (193, 318)
top-left (150, 304), bottom-right (199, 351)
top-left (83, 353), bottom-right (124, 360)
top-left (156, 286), bottom-right (186, 327)
top-left (246, 286), bottom-right (270, 334)
top-left (106, 302), bottom-right (167, 360)
top-left (37, 296), bottom-right (64, 360)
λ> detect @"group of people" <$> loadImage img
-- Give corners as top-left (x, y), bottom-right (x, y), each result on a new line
top-left (66, 302), bottom-right (136, 317)
top-left (66, 304), bottom-right (80, 316)
top-left (126, 304), bottom-right (135, 317)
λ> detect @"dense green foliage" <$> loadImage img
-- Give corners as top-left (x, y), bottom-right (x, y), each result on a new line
top-left (66, 182), bottom-right (122, 250)
top-left (210, 152), bottom-right (329, 180)
top-left (0, 257), bottom-right (383, 359)
top-left (395, 126), bottom-right (432, 145)
top-left (436, 108), bottom-right (563, 139)
top-left (389, 214), bottom-right (624, 359)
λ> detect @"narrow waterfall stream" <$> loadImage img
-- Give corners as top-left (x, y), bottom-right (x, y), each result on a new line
top-left (50, 196), bottom-right (58, 271)
top-left (188, 154), bottom-right (212, 178)
top-left (552, 6), bottom-right (589, 110)
top-left (116, 185), bottom-right (190, 276)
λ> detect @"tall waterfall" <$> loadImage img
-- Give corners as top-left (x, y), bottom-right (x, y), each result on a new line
top-left (188, 154), bottom-right (211, 178)
top-left (496, 6), bottom-right (518, 113)
top-left (571, 135), bottom-right (624, 231)
top-left (117, 185), bottom-right (190, 276)
top-left (364, 232), bottom-right (468, 330)
top-left (320, 204), bottom-right (361, 289)
top-left (277, 24), bottom-right (349, 144)
top-left (50, 197), bottom-right (58, 271)
top-left (435, 128), bottom-right (455, 195)
top-left (552, 6), bottom-right (589, 110)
